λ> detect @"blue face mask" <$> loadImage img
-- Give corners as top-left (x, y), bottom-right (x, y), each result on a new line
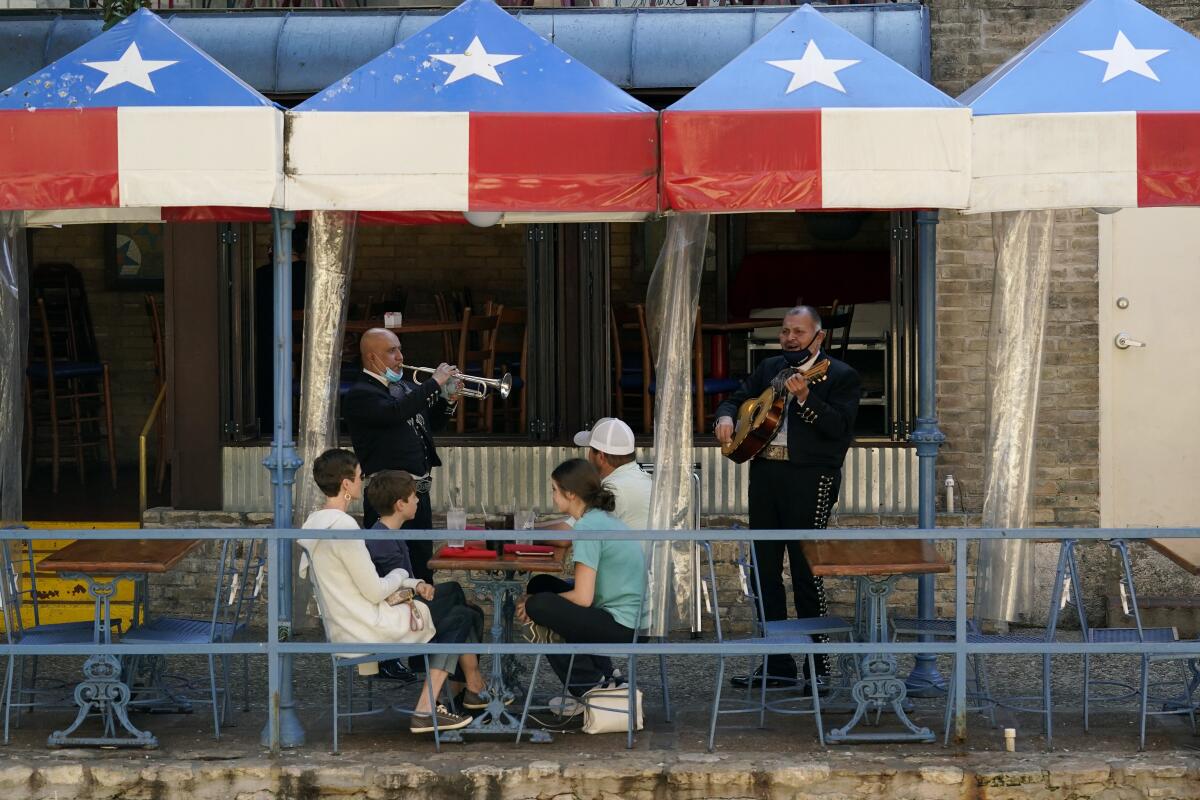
top-left (383, 367), bottom-right (404, 383)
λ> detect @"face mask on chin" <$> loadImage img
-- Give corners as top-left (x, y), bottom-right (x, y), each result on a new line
top-left (782, 331), bottom-right (820, 367)
top-left (383, 366), bottom-right (404, 383)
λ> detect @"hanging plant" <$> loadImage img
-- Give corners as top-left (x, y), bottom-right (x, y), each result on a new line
top-left (101, 0), bottom-right (152, 32)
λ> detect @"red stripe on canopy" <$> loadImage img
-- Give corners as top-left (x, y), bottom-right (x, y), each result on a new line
top-left (1137, 113), bottom-right (1200, 206)
top-left (0, 109), bottom-right (119, 209)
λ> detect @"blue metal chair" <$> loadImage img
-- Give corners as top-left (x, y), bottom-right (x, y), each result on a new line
top-left (1081, 539), bottom-right (1183, 749)
top-left (942, 539), bottom-right (1086, 747)
top-left (705, 540), bottom-right (853, 751)
top-left (297, 543), bottom-right (449, 753)
top-left (0, 537), bottom-right (101, 743)
top-left (119, 538), bottom-right (264, 739)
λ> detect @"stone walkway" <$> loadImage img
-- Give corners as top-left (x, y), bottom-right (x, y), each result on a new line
top-left (2, 639), bottom-right (1199, 798)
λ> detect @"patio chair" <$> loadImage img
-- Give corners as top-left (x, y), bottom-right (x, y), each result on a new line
top-left (941, 539), bottom-right (1087, 747)
top-left (706, 540), bottom-right (854, 751)
top-left (119, 539), bottom-right (265, 739)
top-left (297, 543), bottom-right (450, 753)
top-left (0, 535), bottom-right (100, 744)
top-left (516, 562), bottom-right (666, 750)
top-left (1081, 539), bottom-right (1183, 749)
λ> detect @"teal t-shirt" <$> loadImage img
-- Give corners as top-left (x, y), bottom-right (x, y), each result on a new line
top-left (572, 509), bottom-right (646, 630)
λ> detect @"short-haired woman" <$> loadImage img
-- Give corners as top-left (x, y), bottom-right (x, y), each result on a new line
top-left (298, 448), bottom-right (473, 734)
top-left (516, 458), bottom-right (646, 698)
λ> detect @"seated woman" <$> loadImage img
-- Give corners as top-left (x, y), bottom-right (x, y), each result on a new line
top-left (516, 458), bottom-right (647, 698)
top-left (298, 448), bottom-right (481, 734)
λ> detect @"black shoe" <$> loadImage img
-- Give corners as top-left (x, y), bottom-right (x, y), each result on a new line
top-left (377, 659), bottom-right (419, 684)
top-left (730, 666), bottom-right (801, 690)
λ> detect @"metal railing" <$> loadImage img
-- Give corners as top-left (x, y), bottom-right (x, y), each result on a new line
top-left (2, 526), bottom-right (1199, 752)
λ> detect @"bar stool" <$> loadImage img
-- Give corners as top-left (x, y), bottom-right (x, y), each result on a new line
top-left (24, 297), bottom-right (117, 492)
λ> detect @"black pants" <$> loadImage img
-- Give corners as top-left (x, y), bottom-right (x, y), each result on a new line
top-left (363, 487), bottom-right (434, 582)
top-left (525, 574), bottom-right (633, 697)
top-left (412, 581), bottom-right (484, 681)
top-left (748, 458), bottom-right (840, 677)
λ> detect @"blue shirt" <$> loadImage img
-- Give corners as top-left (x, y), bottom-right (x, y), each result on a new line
top-left (366, 520), bottom-right (415, 579)
top-left (572, 509), bottom-right (646, 630)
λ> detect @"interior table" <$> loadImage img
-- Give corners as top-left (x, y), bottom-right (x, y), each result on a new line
top-left (801, 538), bottom-right (951, 743)
top-left (38, 538), bottom-right (201, 748)
top-left (426, 544), bottom-right (569, 742)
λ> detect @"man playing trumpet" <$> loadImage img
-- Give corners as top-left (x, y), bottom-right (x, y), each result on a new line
top-left (342, 328), bottom-right (461, 581)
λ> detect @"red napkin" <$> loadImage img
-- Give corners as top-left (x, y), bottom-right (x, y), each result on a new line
top-left (503, 543), bottom-right (555, 556)
top-left (436, 545), bottom-right (497, 559)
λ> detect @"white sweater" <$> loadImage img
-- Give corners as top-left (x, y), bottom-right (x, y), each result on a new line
top-left (298, 508), bottom-right (433, 652)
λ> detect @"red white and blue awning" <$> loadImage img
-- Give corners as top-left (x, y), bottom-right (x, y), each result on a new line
top-left (0, 9), bottom-right (282, 213)
top-left (661, 4), bottom-right (970, 212)
top-left (285, 0), bottom-right (658, 218)
top-left (963, 0), bottom-right (1200, 212)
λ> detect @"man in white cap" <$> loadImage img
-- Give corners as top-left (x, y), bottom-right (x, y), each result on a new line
top-left (573, 417), bottom-right (652, 531)
top-left (538, 417), bottom-right (652, 531)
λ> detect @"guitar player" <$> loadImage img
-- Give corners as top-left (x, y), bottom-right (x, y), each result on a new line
top-left (714, 306), bottom-right (861, 691)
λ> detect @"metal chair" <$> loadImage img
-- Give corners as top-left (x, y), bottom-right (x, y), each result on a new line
top-left (941, 539), bottom-right (1086, 747)
top-left (0, 535), bottom-right (100, 744)
top-left (706, 540), bottom-right (853, 751)
top-left (1081, 539), bottom-right (1183, 749)
top-left (119, 539), bottom-right (265, 739)
top-left (297, 544), bottom-right (448, 753)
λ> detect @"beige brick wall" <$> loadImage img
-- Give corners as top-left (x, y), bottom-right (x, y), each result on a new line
top-left (28, 225), bottom-right (162, 466)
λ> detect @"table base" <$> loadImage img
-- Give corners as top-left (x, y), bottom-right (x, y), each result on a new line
top-left (48, 655), bottom-right (157, 749)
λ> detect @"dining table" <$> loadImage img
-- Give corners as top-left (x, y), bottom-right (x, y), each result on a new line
top-left (801, 538), bottom-right (951, 743)
top-left (426, 542), bottom-right (570, 742)
top-left (38, 538), bottom-right (201, 748)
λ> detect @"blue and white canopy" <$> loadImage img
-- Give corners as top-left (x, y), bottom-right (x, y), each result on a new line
top-left (661, 4), bottom-right (969, 212)
top-left (961, 0), bottom-right (1200, 211)
top-left (285, 0), bottom-right (658, 218)
top-left (0, 8), bottom-right (282, 218)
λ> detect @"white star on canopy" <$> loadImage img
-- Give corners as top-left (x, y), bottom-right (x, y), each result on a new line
top-left (766, 40), bottom-right (860, 95)
top-left (430, 37), bottom-right (521, 86)
top-left (83, 42), bottom-right (178, 94)
top-left (1079, 30), bottom-right (1168, 83)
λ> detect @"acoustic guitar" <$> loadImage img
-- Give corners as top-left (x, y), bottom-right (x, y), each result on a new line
top-left (720, 360), bottom-right (831, 464)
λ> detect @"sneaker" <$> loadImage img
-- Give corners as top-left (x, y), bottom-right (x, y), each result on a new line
top-left (527, 709), bottom-right (585, 732)
top-left (522, 623), bottom-right (565, 645)
top-left (460, 689), bottom-right (513, 711)
top-left (409, 705), bottom-right (473, 734)
top-left (547, 695), bottom-right (583, 718)
top-left (376, 659), bottom-right (420, 684)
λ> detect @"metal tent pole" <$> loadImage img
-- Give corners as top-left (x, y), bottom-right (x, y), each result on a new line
top-left (261, 209), bottom-right (306, 747)
top-left (906, 209), bottom-right (946, 696)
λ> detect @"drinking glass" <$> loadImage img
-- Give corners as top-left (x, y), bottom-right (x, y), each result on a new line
top-left (514, 511), bottom-right (536, 544)
top-left (445, 506), bottom-right (467, 549)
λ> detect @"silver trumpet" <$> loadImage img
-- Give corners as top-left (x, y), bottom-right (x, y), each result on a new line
top-left (403, 365), bottom-right (513, 399)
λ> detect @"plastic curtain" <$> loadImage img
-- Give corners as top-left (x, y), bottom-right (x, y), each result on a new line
top-left (644, 213), bottom-right (709, 636)
top-left (974, 210), bottom-right (1054, 624)
top-left (291, 210), bottom-right (357, 629)
top-left (0, 212), bottom-right (27, 523)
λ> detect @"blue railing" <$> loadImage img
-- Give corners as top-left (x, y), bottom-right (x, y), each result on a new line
top-left (3, 526), bottom-right (1199, 751)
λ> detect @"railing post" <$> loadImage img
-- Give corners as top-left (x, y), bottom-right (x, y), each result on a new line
top-left (906, 209), bottom-right (946, 696)
top-left (954, 532), bottom-right (968, 744)
top-left (260, 209), bottom-right (305, 748)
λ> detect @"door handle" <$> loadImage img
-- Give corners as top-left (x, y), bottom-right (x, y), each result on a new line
top-left (1114, 332), bottom-right (1146, 350)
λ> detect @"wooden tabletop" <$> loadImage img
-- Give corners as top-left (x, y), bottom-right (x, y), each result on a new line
top-left (428, 545), bottom-right (569, 575)
top-left (39, 539), bottom-right (202, 575)
top-left (343, 320), bottom-right (461, 335)
top-left (1147, 538), bottom-right (1200, 575)
top-left (801, 539), bottom-right (950, 578)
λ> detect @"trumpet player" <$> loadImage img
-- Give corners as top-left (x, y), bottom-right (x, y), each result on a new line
top-left (342, 327), bottom-right (462, 582)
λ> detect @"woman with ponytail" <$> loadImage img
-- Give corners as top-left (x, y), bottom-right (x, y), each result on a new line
top-left (516, 458), bottom-right (646, 700)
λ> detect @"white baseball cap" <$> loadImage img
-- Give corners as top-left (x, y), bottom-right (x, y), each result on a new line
top-left (573, 417), bottom-right (636, 456)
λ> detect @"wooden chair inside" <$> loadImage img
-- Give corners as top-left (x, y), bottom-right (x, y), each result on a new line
top-left (24, 297), bottom-right (117, 493)
top-left (611, 304), bottom-right (647, 431)
top-left (453, 306), bottom-right (503, 433)
top-left (144, 294), bottom-right (169, 493)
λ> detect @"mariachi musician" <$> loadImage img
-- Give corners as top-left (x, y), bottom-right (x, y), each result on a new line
top-left (714, 305), bottom-right (860, 690)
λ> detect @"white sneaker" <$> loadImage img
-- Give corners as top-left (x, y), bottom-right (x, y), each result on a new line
top-left (548, 696), bottom-right (583, 717)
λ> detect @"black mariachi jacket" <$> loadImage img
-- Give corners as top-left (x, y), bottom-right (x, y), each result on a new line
top-left (715, 353), bottom-right (861, 469)
top-left (340, 372), bottom-right (453, 477)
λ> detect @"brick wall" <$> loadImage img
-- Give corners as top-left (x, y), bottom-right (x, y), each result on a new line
top-left (28, 225), bottom-right (163, 466)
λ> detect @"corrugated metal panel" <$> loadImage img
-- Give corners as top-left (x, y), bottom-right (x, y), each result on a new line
top-left (223, 444), bottom-right (917, 517)
top-left (0, 5), bottom-right (929, 95)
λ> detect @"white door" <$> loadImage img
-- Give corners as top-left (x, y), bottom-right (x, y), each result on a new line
top-left (1099, 208), bottom-right (1200, 527)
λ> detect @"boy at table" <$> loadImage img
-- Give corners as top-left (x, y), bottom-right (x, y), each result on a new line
top-left (367, 470), bottom-right (496, 710)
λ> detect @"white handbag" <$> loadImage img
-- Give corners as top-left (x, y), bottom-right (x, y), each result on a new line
top-left (582, 683), bottom-right (644, 735)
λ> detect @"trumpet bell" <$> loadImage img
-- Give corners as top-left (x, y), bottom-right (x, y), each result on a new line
top-left (496, 373), bottom-right (512, 400)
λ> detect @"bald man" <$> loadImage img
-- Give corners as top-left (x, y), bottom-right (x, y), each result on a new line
top-left (341, 328), bottom-right (459, 581)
